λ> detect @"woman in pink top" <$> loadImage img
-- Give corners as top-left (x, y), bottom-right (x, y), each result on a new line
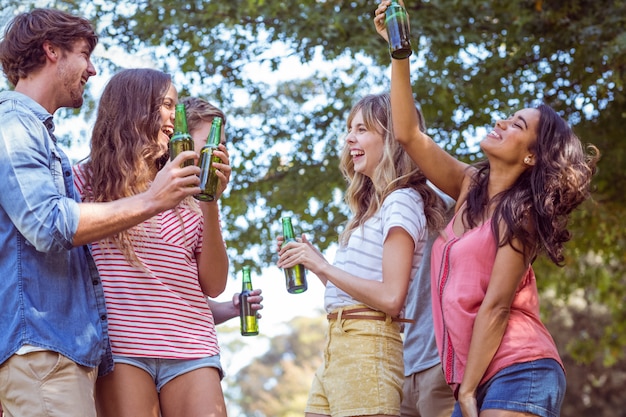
top-left (375, 3), bottom-right (600, 417)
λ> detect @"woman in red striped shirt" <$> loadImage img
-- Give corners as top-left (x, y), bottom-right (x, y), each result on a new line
top-left (74, 68), bottom-right (231, 417)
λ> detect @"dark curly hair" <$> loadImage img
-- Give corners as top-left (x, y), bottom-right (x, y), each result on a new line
top-left (464, 104), bottom-right (600, 265)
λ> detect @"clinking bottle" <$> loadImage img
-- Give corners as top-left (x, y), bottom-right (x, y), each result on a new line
top-left (195, 117), bottom-right (223, 201)
top-left (385, 0), bottom-right (412, 59)
top-left (239, 265), bottom-right (259, 336)
top-left (281, 216), bottom-right (308, 294)
top-left (169, 103), bottom-right (195, 167)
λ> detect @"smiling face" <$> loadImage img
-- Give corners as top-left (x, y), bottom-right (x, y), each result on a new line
top-left (158, 84), bottom-right (178, 155)
top-left (55, 38), bottom-right (96, 109)
top-left (480, 108), bottom-right (540, 166)
top-left (345, 109), bottom-right (385, 179)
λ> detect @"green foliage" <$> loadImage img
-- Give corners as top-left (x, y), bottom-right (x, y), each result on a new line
top-left (543, 294), bottom-right (626, 416)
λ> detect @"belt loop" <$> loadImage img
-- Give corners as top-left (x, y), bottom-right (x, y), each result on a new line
top-left (385, 313), bottom-right (392, 325)
top-left (337, 307), bottom-right (345, 333)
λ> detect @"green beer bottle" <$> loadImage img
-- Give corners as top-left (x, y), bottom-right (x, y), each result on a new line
top-left (169, 103), bottom-right (194, 167)
top-left (195, 117), bottom-right (223, 202)
top-left (281, 216), bottom-right (308, 294)
top-left (239, 265), bottom-right (259, 336)
top-left (385, 0), bottom-right (412, 59)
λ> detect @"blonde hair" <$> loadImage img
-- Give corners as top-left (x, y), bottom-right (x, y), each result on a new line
top-left (338, 93), bottom-right (447, 246)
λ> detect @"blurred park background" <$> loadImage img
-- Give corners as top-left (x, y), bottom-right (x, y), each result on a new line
top-left (1, 1), bottom-right (625, 415)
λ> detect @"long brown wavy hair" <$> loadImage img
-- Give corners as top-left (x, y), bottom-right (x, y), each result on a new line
top-left (338, 93), bottom-right (447, 246)
top-left (464, 103), bottom-right (600, 265)
top-left (82, 68), bottom-right (183, 263)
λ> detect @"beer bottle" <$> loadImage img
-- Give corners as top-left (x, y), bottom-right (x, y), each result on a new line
top-left (239, 265), bottom-right (259, 336)
top-left (195, 117), bottom-right (223, 202)
top-left (385, 0), bottom-right (412, 59)
top-left (281, 216), bottom-right (308, 294)
top-left (169, 103), bottom-right (195, 167)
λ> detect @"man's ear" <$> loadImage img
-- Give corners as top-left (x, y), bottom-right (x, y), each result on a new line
top-left (43, 41), bottom-right (58, 62)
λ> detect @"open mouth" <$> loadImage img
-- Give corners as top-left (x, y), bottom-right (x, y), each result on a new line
top-left (487, 130), bottom-right (501, 140)
top-left (162, 127), bottom-right (174, 138)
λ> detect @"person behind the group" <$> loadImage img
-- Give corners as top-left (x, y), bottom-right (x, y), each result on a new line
top-left (181, 95), bottom-right (265, 325)
top-left (375, 3), bottom-right (600, 417)
top-left (400, 106), bottom-right (456, 417)
top-left (0, 9), bottom-right (200, 417)
top-left (277, 93), bottom-right (448, 417)
top-left (401, 218), bottom-right (455, 417)
top-left (72, 68), bottom-right (230, 417)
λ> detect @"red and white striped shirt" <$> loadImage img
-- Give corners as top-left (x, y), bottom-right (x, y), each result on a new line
top-left (73, 164), bottom-right (219, 359)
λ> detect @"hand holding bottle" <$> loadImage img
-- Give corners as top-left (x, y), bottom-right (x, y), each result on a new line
top-left (196, 117), bottom-right (231, 201)
top-left (209, 143), bottom-right (231, 200)
top-left (278, 217), bottom-right (308, 293)
top-left (277, 234), bottom-right (327, 271)
top-left (277, 229), bottom-right (330, 289)
top-left (239, 266), bottom-right (260, 336)
top-left (146, 151), bottom-right (201, 212)
top-left (232, 289), bottom-right (263, 317)
top-left (195, 142), bottom-right (230, 202)
top-left (374, 0), bottom-right (412, 59)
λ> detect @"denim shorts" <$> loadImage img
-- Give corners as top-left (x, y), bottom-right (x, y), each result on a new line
top-left (305, 305), bottom-right (404, 417)
top-left (113, 354), bottom-right (223, 392)
top-left (451, 358), bottom-right (566, 417)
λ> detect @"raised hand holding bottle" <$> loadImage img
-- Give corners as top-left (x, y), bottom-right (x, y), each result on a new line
top-left (239, 265), bottom-right (259, 336)
top-left (169, 103), bottom-right (195, 167)
top-left (385, 0), bottom-right (412, 59)
top-left (195, 117), bottom-right (223, 201)
top-left (281, 216), bottom-right (308, 294)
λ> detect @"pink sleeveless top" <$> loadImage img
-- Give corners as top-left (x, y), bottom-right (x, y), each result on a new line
top-left (431, 209), bottom-right (563, 392)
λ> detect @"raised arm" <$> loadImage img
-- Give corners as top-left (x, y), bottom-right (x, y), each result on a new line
top-left (196, 143), bottom-right (231, 297)
top-left (196, 201), bottom-right (229, 298)
top-left (374, 1), bottom-right (471, 201)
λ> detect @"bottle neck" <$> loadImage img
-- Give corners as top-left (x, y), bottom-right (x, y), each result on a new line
top-left (242, 268), bottom-right (253, 290)
top-left (205, 118), bottom-right (222, 146)
top-left (174, 106), bottom-right (189, 135)
top-left (282, 219), bottom-right (295, 240)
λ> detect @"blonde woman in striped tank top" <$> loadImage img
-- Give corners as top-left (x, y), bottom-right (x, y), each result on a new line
top-left (276, 93), bottom-right (448, 417)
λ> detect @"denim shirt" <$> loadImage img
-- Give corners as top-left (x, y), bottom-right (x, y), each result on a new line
top-left (0, 91), bottom-right (113, 376)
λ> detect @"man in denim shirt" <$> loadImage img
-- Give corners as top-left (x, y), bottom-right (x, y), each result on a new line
top-left (0, 9), bottom-right (201, 417)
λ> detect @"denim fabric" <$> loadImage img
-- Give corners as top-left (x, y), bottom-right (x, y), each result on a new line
top-left (451, 359), bottom-right (566, 417)
top-left (113, 354), bottom-right (224, 392)
top-left (0, 91), bottom-right (112, 375)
